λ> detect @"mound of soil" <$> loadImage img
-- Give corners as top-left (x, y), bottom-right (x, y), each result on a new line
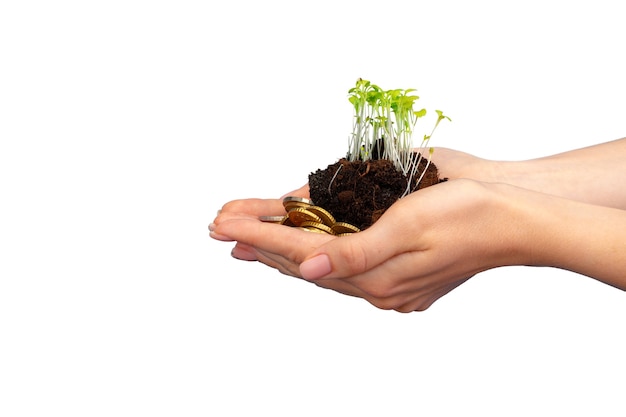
top-left (308, 153), bottom-right (445, 230)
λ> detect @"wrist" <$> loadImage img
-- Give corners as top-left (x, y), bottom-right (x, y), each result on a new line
top-left (486, 182), bottom-right (559, 268)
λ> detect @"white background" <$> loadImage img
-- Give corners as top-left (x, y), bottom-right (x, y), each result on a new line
top-left (1, 1), bottom-right (625, 416)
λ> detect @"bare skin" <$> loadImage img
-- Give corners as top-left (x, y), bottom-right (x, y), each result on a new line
top-left (210, 138), bottom-right (626, 312)
top-left (432, 137), bottom-right (626, 208)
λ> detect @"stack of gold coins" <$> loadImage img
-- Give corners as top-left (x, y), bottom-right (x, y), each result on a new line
top-left (258, 196), bottom-right (360, 236)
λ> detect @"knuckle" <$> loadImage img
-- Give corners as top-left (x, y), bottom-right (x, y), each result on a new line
top-left (399, 297), bottom-right (435, 313)
top-left (369, 298), bottom-right (398, 311)
top-left (364, 281), bottom-right (395, 299)
top-left (394, 306), bottom-right (415, 314)
top-left (365, 290), bottom-right (402, 310)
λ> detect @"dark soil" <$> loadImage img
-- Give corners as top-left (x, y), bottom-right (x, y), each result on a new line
top-left (308, 153), bottom-right (445, 230)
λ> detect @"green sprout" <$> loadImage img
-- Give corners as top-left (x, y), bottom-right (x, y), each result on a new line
top-left (347, 78), bottom-right (450, 196)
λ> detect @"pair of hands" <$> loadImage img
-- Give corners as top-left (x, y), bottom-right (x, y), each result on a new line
top-left (210, 149), bottom-right (530, 312)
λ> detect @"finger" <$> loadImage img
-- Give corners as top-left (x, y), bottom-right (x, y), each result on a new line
top-left (298, 199), bottom-right (420, 280)
top-left (231, 242), bottom-right (258, 261)
top-left (228, 241), bottom-right (301, 277)
top-left (213, 216), bottom-right (334, 261)
top-left (311, 275), bottom-right (369, 299)
top-left (301, 236), bottom-right (477, 311)
top-left (245, 238), bottom-right (326, 279)
top-left (347, 246), bottom-right (478, 296)
top-left (213, 185), bottom-right (309, 224)
top-left (297, 249), bottom-right (433, 309)
top-left (392, 279), bottom-right (471, 312)
top-left (345, 251), bottom-right (477, 312)
top-left (311, 270), bottom-right (436, 313)
top-left (210, 212), bottom-right (259, 241)
top-left (254, 248), bottom-right (302, 278)
top-left (226, 234), bottom-right (304, 277)
top-left (218, 198), bottom-right (286, 217)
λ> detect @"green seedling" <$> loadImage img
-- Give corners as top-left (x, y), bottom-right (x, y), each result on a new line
top-left (347, 78), bottom-right (450, 196)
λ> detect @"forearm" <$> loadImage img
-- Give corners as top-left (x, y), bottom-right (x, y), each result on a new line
top-left (491, 137), bottom-right (626, 209)
top-left (432, 138), bottom-right (626, 209)
top-left (500, 183), bottom-right (626, 290)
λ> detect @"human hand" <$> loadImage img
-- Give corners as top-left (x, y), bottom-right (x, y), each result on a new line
top-left (211, 179), bottom-right (527, 312)
top-left (429, 147), bottom-right (498, 182)
top-left (211, 147), bottom-right (493, 264)
top-left (211, 139), bottom-right (626, 309)
top-left (210, 183), bottom-right (313, 263)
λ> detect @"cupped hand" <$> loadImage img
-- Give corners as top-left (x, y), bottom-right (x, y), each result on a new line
top-left (211, 179), bottom-right (525, 312)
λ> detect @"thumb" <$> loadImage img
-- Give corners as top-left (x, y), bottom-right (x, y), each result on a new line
top-left (298, 218), bottom-right (406, 280)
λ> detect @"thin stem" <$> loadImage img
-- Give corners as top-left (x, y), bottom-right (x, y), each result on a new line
top-left (412, 149), bottom-right (434, 193)
top-left (328, 164), bottom-right (343, 195)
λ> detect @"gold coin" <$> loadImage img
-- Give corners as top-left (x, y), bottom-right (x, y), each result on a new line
top-left (284, 201), bottom-right (313, 213)
top-left (288, 207), bottom-right (322, 226)
top-left (280, 216), bottom-right (296, 227)
top-left (283, 196), bottom-right (314, 205)
top-left (299, 221), bottom-right (334, 235)
top-left (259, 215), bottom-right (286, 223)
top-left (307, 206), bottom-right (336, 227)
top-left (298, 226), bottom-right (328, 233)
top-left (332, 222), bottom-right (361, 234)
top-left (282, 196), bottom-right (314, 212)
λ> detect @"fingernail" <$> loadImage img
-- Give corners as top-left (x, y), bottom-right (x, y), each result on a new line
top-left (210, 230), bottom-right (233, 241)
top-left (299, 254), bottom-right (332, 280)
top-left (231, 247), bottom-right (257, 261)
top-left (208, 223), bottom-right (216, 231)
